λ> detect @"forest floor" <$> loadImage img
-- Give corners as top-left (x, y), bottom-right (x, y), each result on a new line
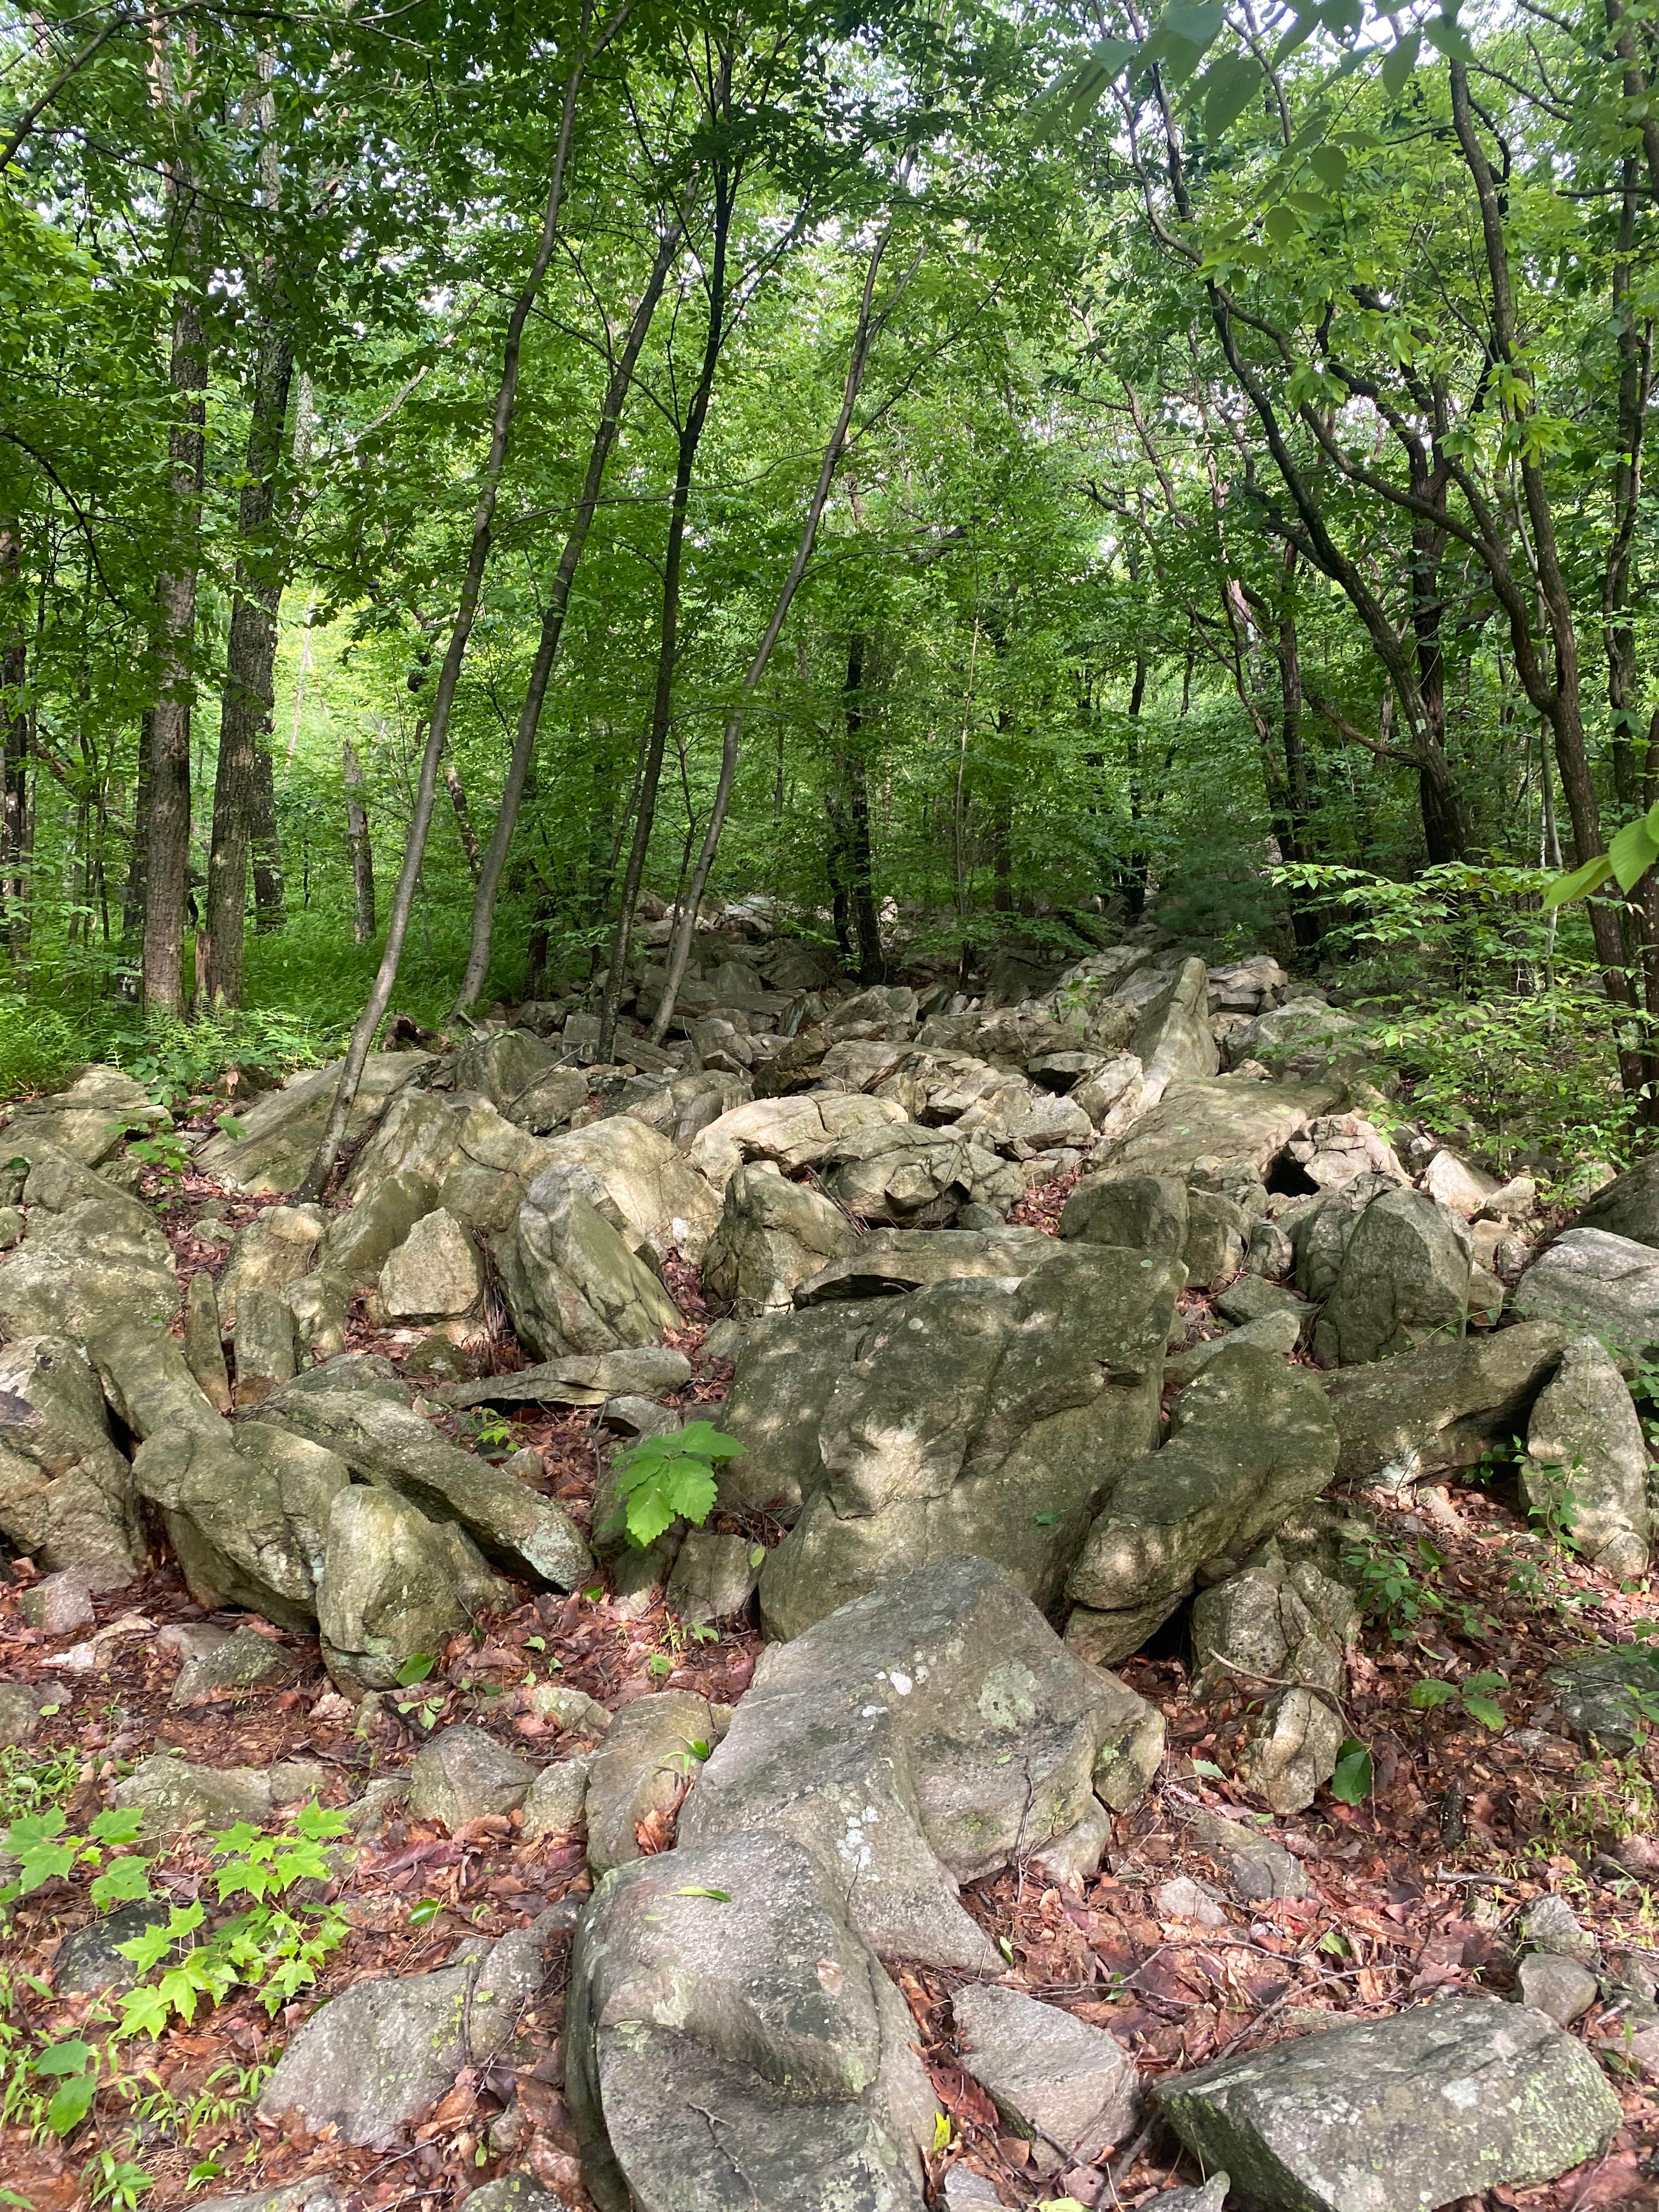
top-left (3, 1148), bottom-right (1659, 2212)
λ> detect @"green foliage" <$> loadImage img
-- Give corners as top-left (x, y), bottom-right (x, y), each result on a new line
top-left (1329, 1738), bottom-right (1373, 1805)
top-left (0, 1739), bottom-right (77, 1826)
top-left (610, 1422), bottom-right (745, 1550)
top-left (1407, 1669), bottom-right (1509, 1732)
top-left (0, 1807), bottom-right (148, 1911)
top-left (1342, 1533), bottom-right (1496, 1644)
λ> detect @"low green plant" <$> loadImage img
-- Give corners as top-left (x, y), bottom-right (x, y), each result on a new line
top-left (1342, 1533), bottom-right (1496, 1644)
top-left (392, 1651), bottom-right (444, 1729)
top-left (609, 1422), bottom-right (745, 1549)
top-left (1329, 1737), bottom-right (1373, 1805)
top-left (1408, 1668), bottom-right (1509, 1731)
top-left (0, 1739), bottom-right (78, 1825)
top-left (1524, 1459), bottom-right (1584, 1555)
top-left (0, 1807), bottom-right (152, 1912)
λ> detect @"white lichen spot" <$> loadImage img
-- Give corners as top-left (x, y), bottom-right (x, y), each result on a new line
top-left (1440, 2076), bottom-right (1480, 2111)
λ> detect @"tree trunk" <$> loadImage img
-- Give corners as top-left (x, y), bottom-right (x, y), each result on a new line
top-left (597, 171), bottom-right (734, 1060)
top-left (1, 517), bottom-right (29, 965)
top-left (453, 222), bottom-right (682, 1012)
top-left (342, 737), bottom-right (375, 944)
top-left (142, 159), bottom-right (207, 1018)
top-left (443, 758), bottom-right (479, 879)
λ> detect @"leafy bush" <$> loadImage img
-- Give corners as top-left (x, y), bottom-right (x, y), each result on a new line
top-left (609, 1422), bottom-right (745, 1549)
top-left (0, 994), bottom-right (84, 1101)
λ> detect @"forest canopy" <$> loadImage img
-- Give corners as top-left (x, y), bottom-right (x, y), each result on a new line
top-left (4, 0), bottom-right (1658, 1173)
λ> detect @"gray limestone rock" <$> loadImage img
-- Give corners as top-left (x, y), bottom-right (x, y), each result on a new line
top-left (442, 1346), bottom-right (691, 1410)
top-left (1133, 956), bottom-right (1220, 1106)
top-left (524, 1681), bottom-right (611, 1736)
top-left (1189, 1540), bottom-right (1357, 1814)
top-left (455, 1027), bottom-right (558, 1111)
top-left (701, 1161), bottom-right (859, 1314)
top-left (1065, 1344), bottom-right (1338, 1665)
top-left (195, 1052), bottom-right (436, 1196)
top-left (520, 1752), bottom-right (594, 1841)
top-left (407, 1723), bottom-right (534, 1828)
top-left (953, 1983), bottom-right (1138, 2172)
top-left (183, 1271), bottom-right (232, 1413)
top-left (1543, 1643), bottom-right (1659, 1755)
top-left (1313, 1187), bottom-right (1471, 1366)
top-left (194, 2188), bottom-right (343, 2212)
top-left (509, 1065), bottom-right (590, 1135)
top-left (93, 1316), bottom-right (219, 1440)
top-left (1524, 1335), bottom-right (1651, 1577)
top-left (717, 1302), bottom-right (878, 1517)
top-left (0, 1333), bottom-right (143, 1581)
top-left (517, 1116), bottom-right (721, 1262)
top-left (1293, 1172), bottom-right (1403, 1306)
top-left (1030, 1798), bottom-right (1113, 1891)
top-left (567, 1828), bottom-right (936, 2212)
top-left (1324, 1322), bottom-right (1568, 1486)
top-left (1517, 1951), bottom-right (1598, 2025)
top-left (53, 1898), bottom-right (175, 1995)
top-left (379, 1207), bottom-right (484, 1322)
top-left (583, 1688), bottom-right (714, 1876)
top-left (1184, 1187), bottom-right (1249, 1291)
top-left (1523, 1893), bottom-right (1596, 1962)
top-left (1574, 1155), bottom-right (1659, 1251)
top-left (21, 1567), bottom-right (96, 1633)
top-left (169, 1624), bottom-right (298, 1706)
top-left (689, 1092), bottom-right (909, 1192)
top-left (133, 1419), bottom-right (347, 1628)
top-left (681, 1555), bottom-right (1164, 1973)
top-left (257, 1952), bottom-right (472, 2148)
top-left (1216, 1273), bottom-right (1306, 1327)
top-left (791, 1225), bottom-right (1054, 1304)
top-left (1060, 1171), bottom-right (1189, 1256)
top-left (233, 1286), bottom-right (298, 1407)
top-left (1165, 1312), bottom-right (1302, 1389)
top-left (1513, 1227), bottom-right (1659, 1360)
top-left (0, 1197), bottom-right (179, 1343)
top-left (262, 1384), bottom-right (590, 1589)
top-left (112, 1753), bottom-right (279, 1837)
top-left (318, 1171), bottom-right (439, 1288)
top-left (0, 1677), bottom-right (69, 1746)
top-left (498, 1178), bottom-right (682, 1361)
top-left (317, 1483), bottom-right (506, 1696)
top-left (760, 1243), bottom-right (1181, 1640)
top-left (1155, 1996), bottom-right (1621, 2212)
top-left (1100, 1077), bottom-right (1343, 1181)
top-left (1, 1065), bottom-right (167, 1166)
top-left (218, 1204), bottom-right (326, 1330)
top-left (1189, 1807), bottom-right (1309, 1901)
top-left (665, 1528), bottom-right (760, 1623)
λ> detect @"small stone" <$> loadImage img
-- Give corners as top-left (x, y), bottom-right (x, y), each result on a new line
top-left (1517, 1951), bottom-right (1599, 2025)
top-left (21, 1568), bottom-right (97, 1635)
top-left (407, 1723), bottom-right (533, 1829)
top-left (1031, 1799), bottom-right (1113, 1891)
top-left (193, 2188), bottom-right (343, 2212)
top-left (665, 1528), bottom-right (759, 1623)
top-left (54, 1898), bottom-right (174, 1994)
top-left (0, 1205), bottom-right (22, 1249)
top-left (941, 2171), bottom-right (1001, 2207)
top-left (524, 1682), bottom-right (611, 1736)
top-left (379, 1208), bottom-right (484, 1322)
top-left (234, 1286), bottom-right (298, 1408)
top-left (584, 1689), bottom-right (714, 1875)
top-left (953, 1982), bottom-right (1139, 2174)
top-left (111, 1753), bottom-right (274, 1837)
top-left (462, 2176), bottom-right (571, 2212)
top-left (0, 1678), bottom-right (67, 1745)
top-left (1190, 1808), bottom-right (1308, 1902)
top-left (169, 1624), bottom-right (297, 1708)
top-left (1524, 1893), bottom-right (1597, 1962)
top-left (1157, 1876), bottom-right (1228, 1928)
top-left (1215, 1274), bottom-right (1307, 1327)
top-left (520, 1752), bottom-right (594, 1841)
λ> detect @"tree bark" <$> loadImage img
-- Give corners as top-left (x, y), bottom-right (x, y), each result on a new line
top-left (1, 517), bottom-right (29, 965)
top-left (342, 737), bottom-right (375, 944)
top-left (443, 758), bottom-right (480, 880)
top-left (452, 221), bottom-right (682, 1011)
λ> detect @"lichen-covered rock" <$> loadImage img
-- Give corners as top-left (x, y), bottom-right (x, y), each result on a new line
top-left (1155, 1996), bottom-right (1620, 2212)
top-left (1133, 956), bottom-right (1220, 1105)
top-left (1576, 1156), bottom-right (1659, 1251)
top-left (701, 1162), bottom-right (859, 1314)
top-left (1065, 1344), bottom-right (1338, 1664)
top-left (681, 1555), bottom-right (1164, 1971)
top-left (1543, 1644), bottom-right (1659, 1755)
top-left (759, 1244), bottom-right (1181, 1640)
top-left (665, 1528), bottom-right (760, 1623)
top-left (498, 1179), bottom-right (682, 1361)
top-left (378, 1207), bottom-right (484, 1322)
top-left (689, 1093), bottom-right (909, 1192)
top-left (520, 1751), bottom-right (594, 1841)
top-left (518, 1116), bottom-right (720, 1262)
top-left (195, 1052), bottom-right (436, 1196)
top-left (218, 1204), bottom-right (326, 1330)
top-left (1313, 1186), bottom-right (1471, 1365)
top-left (1, 1065), bottom-right (167, 1165)
top-left (169, 1624), bottom-right (298, 1707)
top-left (0, 1198), bottom-right (179, 1342)
top-left (1514, 1227), bottom-right (1659, 1360)
top-left (1100, 1077), bottom-right (1342, 1180)
top-left (183, 1271), bottom-right (232, 1413)
top-left (568, 1829), bottom-right (936, 2212)
top-left (316, 1485), bottom-right (505, 1696)
top-left (407, 1724), bottom-right (534, 1828)
top-left (133, 1419), bottom-right (348, 1627)
top-left (1324, 1322), bottom-right (1568, 1486)
top-left (952, 1983), bottom-right (1138, 2173)
top-left (1060, 1172), bottom-right (1188, 1256)
top-left (233, 1286), bottom-right (298, 1407)
top-left (583, 1689), bottom-right (714, 1876)
top-left (823, 1121), bottom-right (1023, 1226)
top-left (791, 1225), bottom-right (1053, 1305)
top-left (1524, 1335), bottom-right (1651, 1577)
top-left (0, 1334), bottom-right (143, 1581)
top-left (442, 1345), bottom-right (691, 1410)
top-left (716, 1303), bottom-right (873, 1517)
top-left (455, 1026), bottom-right (558, 1111)
top-left (111, 1754), bottom-right (281, 1837)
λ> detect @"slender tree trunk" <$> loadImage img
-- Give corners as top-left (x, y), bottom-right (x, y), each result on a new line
top-left (453, 222), bottom-right (682, 1011)
top-left (597, 174), bottom-right (734, 1060)
top-left (300, 43), bottom-right (591, 1198)
top-left (1, 518), bottom-right (29, 965)
top-left (142, 163), bottom-right (207, 1018)
top-left (443, 758), bottom-right (480, 879)
top-left (342, 737), bottom-right (375, 943)
top-left (648, 224), bottom-right (918, 1036)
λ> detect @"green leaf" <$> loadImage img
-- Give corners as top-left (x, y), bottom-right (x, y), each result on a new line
top-left (409, 1898), bottom-right (443, 1926)
top-left (397, 1652), bottom-right (436, 1686)
top-left (1307, 145), bottom-right (1348, 191)
top-left (45, 2072), bottom-right (98, 2135)
top-left (88, 1809), bottom-right (144, 1846)
top-left (1160, 1), bottom-right (1226, 44)
top-left (1263, 205), bottom-right (1300, 247)
top-left (1330, 1738), bottom-right (1373, 1805)
top-left (673, 1885), bottom-right (731, 1901)
top-left (91, 1857), bottom-right (153, 1908)
top-left (1380, 29), bottom-right (1420, 94)
top-left (1423, 10), bottom-right (1474, 60)
top-left (932, 2112), bottom-right (952, 2154)
top-left (33, 2039), bottom-right (97, 2078)
top-left (748, 1545), bottom-right (766, 1569)
top-left (1202, 53), bottom-right (1262, 136)
top-left (623, 1481), bottom-right (680, 1550)
top-left (1463, 1694), bottom-right (1506, 1730)
top-left (1407, 1678), bottom-right (1458, 1709)
top-left (1190, 1758), bottom-right (1227, 1777)
top-left (1610, 816), bottom-right (1659, 892)
top-left (187, 2164), bottom-right (224, 2190)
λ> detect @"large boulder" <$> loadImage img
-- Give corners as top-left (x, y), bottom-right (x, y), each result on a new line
top-left (1, 1065), bottom-right (167, 1165)
top-left (524, 1118), bottom-right (720, 1262)
top-left (1513, 1226), bottom-right (1659, 1359)
top-left (92, 1318), bottom-right (220, 1441)
top-left (0, 1334), bottom-right (143, 1581)
top-left (498, 1178), bottom-right (682, 1361)
top-left (1311, 1186), bottom-right (1471, 1365)
top-left (133, 1419), bottom-right (347, 1627)
top-left (567, 1831), bottom-right (936, 2212)
top-left (1524, 1335), bottom-right (1651, 1577)
top-left (0, 1199), bottom-right (179, 1342)
top-left (1060, 1171), bottom-right (1188, 1257)
top-left (717, 1304), bottom-right (874, 1517)
top-left (689, 1093), bottom-right (909, 1192)
top-left (377, 1207), bottom-right (484, 1322)
top-left (1155, 1996), bottom-right (1620, 2212)
top-left (453, 1026), bottom-right (557, 1111)
top-left (792, 1224), bottom-right (1056, 1305)
top-left (702, 1163), bottom-right (859, 1314)
top-left (1065, 1342), bottom-right (1338, 1663)
top-left (951, 1081), bottom-right (1094, 1154)
top-left (823, 1122), bottom-right (1024, 1225)
top-left (758, 1243), bottom-right (1182, 1639)
top-left (1228, 998), bottom-right (1360, 1077)
top-left (317, 1484), bottom-right (509, 1695)
top-left (1133, 956), bottom-right (1219, 1105)
top-left (1100, 1077), bottom-right (1342, 1180)
top-left (262, 1385), bottom-right (591, 1589)
top-left (681, 1555), bottom-right (1165, 1971)
top-left (195, 1052), bottom-right (436, 1195)
top-left (1190, 1539), bottom-right (1357, 1813)
top-left (1574, 1155), bottom-right (1659, 1250)
top-left (217, 1204), bottom-right (325, 1330)
top-left (1324, 1320), bottom-right (1567, 1485)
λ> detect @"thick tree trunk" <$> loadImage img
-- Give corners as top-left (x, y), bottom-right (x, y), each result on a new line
top-left (342, 737), bottom-right (375, 944)
top-left (143, 172), bottom-right (208, 1019)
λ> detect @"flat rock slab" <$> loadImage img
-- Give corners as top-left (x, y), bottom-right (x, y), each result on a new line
top-left (441, 1346), bottom-right (692, 1410)
top-left (1513, 1228), bottom-right (1659, 1359)
top-left (1155, 1995), bottom-right (1620, 2212)
top-left (953, 1982), bottom-right (1138, 2171)
top-left (791, 1224), bottom-right (1056, 1304)
top-left (1101, 1077), bottom-right (1342, 1179)
top-left (194, 1053), bottom-right (436, 1195)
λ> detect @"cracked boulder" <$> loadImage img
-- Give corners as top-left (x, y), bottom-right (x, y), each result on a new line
top-left (791, 1223), bottom-right (1055, 1305)
top-left (757, 1243), bottom-right (1181, 1640)
top-left (1514, 1227), bottom-right (1659, 1361)
top-left (1133, 956), bottom-right (1220, 1105)
top-left (217, 1204), bottom-right (326, 1330)
top-left (567, 1829), bottom-right (937, 2212)
top-left (823, 1121), bottom-right (1024, 1225)
top-left (195, 1052), bottom-right (436, 1196)
top-left (1312, 1186), bottom-right (1472, 1366)
top-left (715, 1304), bottom-right (875, 1518)
top-left (0, 1198), bottom-right (179, 1342)
top-left (1524, 1335), bottom-right (1651, 1578)
top-left (0, 1334), bottom-right (143, 1582)
top-left (1, 1065), bottom-right (168, 1166)
top-left (317, 1483), bottom-right (509, 1696)
top-left (1100, 1077), bottom-right (1342, 1181)
top-left (133, 1419), bottom-right (348, 1629)
top-left (1324, 1321), bottom-right (1567, 1486)
top-left (701, 1161), bottom-right (859, 1314)
top-left (522, 1116), bottom-right (720, 1262)
top-left (689, 1093), bottom-right (910, 1192)
top-left (497, 1177), bottom-right (682, 1361)
top-left (680, 1554), bottom-right (1164, 1972)
top-left (1065, 1342), bottom-right (1338, 1665)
